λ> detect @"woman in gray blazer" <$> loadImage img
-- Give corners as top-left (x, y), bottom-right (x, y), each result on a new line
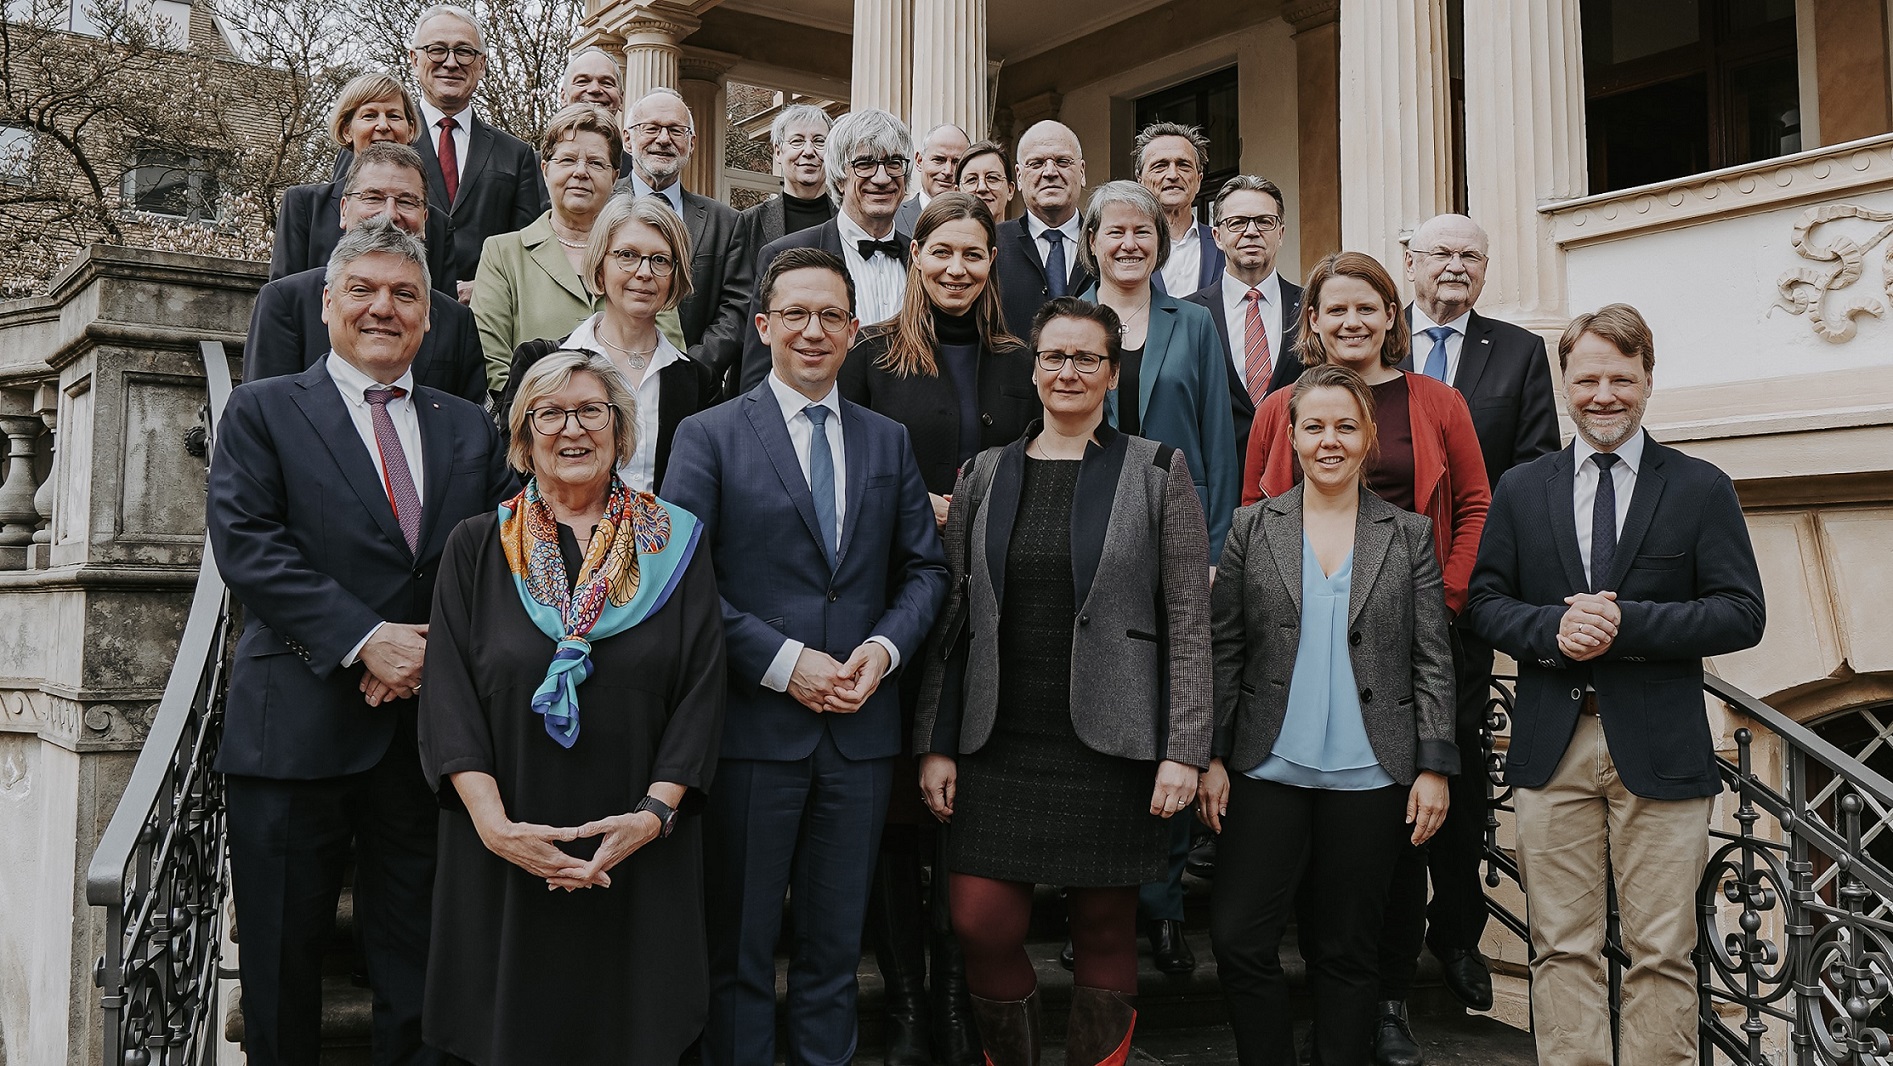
top-left (914, 297), bottom-right (1212, 1066)
top-left (1201, 363), bottom-right (1457, 1066)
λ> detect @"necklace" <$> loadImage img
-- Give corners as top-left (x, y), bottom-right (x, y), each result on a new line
top-left (597, 332), bottom-right (658, 370)
top-left (550, 219), bottom-right (590, 250)
top-left (1113, 297), bottom-right (1152, 336)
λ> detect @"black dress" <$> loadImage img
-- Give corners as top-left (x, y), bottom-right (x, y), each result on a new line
top-left (947, 458), bottom-right (1169, 886)
top-left (418, 512), bottom-right (727, 1066)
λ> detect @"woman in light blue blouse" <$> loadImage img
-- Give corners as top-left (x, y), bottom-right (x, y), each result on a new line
top-left (1200, 364), bottom-right (1457, 1066)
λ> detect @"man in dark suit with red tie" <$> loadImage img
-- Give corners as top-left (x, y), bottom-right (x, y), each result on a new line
top-left (209, 219), bottom-right (515, 1066)
top-left (993, 121), bottom-right (1094, 340)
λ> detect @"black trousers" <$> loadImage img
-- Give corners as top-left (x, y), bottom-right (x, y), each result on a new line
top-left (1211, 775), bottom-right (1409, 1066)
top-left (225, 719), bottom-right (442, 1066)
top-left (1377, 628), bottom-right (1494, 999)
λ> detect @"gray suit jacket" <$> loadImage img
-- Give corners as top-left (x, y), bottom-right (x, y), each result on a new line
top-left (1209, 485), bottom-right (1458, 784)
top-left (914, 425), bottom-right (1214, 768)
top-left (895, 194), bottom-right (923, 235)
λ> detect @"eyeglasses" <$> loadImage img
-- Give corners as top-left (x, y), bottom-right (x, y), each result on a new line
top-left (1218, 214), bottom-right (1283, 235)
top-left (1020, 155), bottom-right (1078, 173)
top-left (346, 191), bottom-right (427, 212)
top-left (1036, 350), bottom-right (1107, 374)
top-left (1415, 248), bottom-right (1488, 267)
top-left (416, 43), bottom-right (483, 64)
top-left (548, 154), bottom-right (614, 174)
top-left (848, 156), bottom-right (908, 178)
top-left (607, 249), bottom-right (676, 276)
top-left (960, 174), bottom-right (1009, 189)
top-left (768, 307), bottom-right (851, 333)
top-left (528, 402), bottom-right (615, 434)
top-left (633, 122), bottom-right (694, 140)
top-left (782, 134), bottom-right (826, 152)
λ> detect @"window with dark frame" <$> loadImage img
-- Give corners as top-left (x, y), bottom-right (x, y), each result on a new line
top-left (122, 148), bottom-right (223, 221)
top-left (0, 127), bottom-right (34, 185)
top-left (1133, 66), bottom-right (1240, 221)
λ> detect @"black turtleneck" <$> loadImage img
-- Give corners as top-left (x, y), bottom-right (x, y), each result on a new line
top-left (934, 308), bottom-right (983, 466)
top-left (782, 190), bottom-right (835, 235)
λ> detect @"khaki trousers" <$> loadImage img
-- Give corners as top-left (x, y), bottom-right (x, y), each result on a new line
top-left (1513, 714), bottom-right (1712, 1066)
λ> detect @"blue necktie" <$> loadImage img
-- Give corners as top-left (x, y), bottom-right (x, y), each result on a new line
top-left (804, 404), bottom-right (838, 564)
top-left (1043, 230), bottom-right (1068, 299)
top-left (1422, 325), bottom-right (1454, 382)
top-left (1590, 452), bottom-right (1620, 593)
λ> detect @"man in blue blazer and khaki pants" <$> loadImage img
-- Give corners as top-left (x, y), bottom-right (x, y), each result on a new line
top-left (662, 247), bottom-right (949, 1066)
top-left (1467, 303), bottom-right (1765, 1066)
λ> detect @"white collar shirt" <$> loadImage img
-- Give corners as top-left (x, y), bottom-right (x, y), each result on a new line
top-left (1219, 269), bottom-right (1284, 384)
top-left (417, 99), bottom-right (473, 187)
top-left (327, 351), bottom-right (424, 502)
top-left (836, 209), bottom-right (907, 326)
top-left (1571, 428), bottom-right (1646, 588)
top-left (563, 312), bottom-right (681, 493)
top-left (1159, 221), bottom-right (1204, 297)
top-left (1024, 210), bottom-right (1083, 284)
top-left (1410, 305), bottom-right (1475, 386)
top-left (627, 171), bottom-right (685, 218)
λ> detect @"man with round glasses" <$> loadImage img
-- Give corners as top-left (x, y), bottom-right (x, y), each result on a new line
top-left (994, 120), bottom-right (1093, 339)
top-left (736, 104), bottom-right (837, 274)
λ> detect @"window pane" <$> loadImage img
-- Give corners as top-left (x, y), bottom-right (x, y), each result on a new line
top-left (1728, 0), bottom-right (1794, 32)
top-left (1586, 75), bottom-right (1709, 190)
top-left (124, 149), bottom-right (219, 221)
top-left (1610, 0), bottom-right (1701, 63)
top-left (1730, 56), bottom-right (1802, 160)
top-left (0, 127), bottom-right (33, 184)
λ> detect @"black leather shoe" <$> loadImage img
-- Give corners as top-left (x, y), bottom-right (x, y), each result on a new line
top-left (1185, 834), bottom-right (1218, 879)
top-left (1374, 1000), bottom-right (1423, 1066)
top-left (1147, 919), bottom-right (1196, 974)
top-left (1433, 945), bottom-right (1494, 1011)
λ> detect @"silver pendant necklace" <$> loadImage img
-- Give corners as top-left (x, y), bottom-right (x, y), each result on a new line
top-left (598, 333), bottom-right (656, 370)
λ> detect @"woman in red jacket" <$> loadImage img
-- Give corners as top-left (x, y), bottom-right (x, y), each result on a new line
top-left (1241, 251), bottom-right (1488, 616)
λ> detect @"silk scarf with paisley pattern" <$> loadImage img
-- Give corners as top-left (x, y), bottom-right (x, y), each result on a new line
top-left (499, 475), bottom-right (702, 748)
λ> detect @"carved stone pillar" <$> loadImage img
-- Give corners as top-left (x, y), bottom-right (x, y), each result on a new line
top-left (680, 47), bottom-right (738, 200)
top-left (909, 0), bottom-right (987, 139)
top-left (31, 382), bottom-right (55, 567)
top-left (614, 7), bottom-right (700, 103)
top-left (1287, 1), bottom-right (1342, 264)
top-left (1338, 0), bottom-right (1454, 289)
top-left (851, 0), bottom-right (912, 119)
top-left (1461, 0), bottom-right (1584, 329)
top-left (0, 408), bottom-right (42, 554)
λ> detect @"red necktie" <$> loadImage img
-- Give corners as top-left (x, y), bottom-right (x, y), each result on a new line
top-left (436, 116), bottom-right (459, 204)
top-left (1243, 288), bottom-right (1273, 405)
top-left (364, 386), bottom-right (422, 553)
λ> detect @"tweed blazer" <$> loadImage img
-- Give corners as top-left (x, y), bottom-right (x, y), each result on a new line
top-left (914, 424), bottom-right (1214, 769)
top-left (1210, 485), bottom-right (1458, 785)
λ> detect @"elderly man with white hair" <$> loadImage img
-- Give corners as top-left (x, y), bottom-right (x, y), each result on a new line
top-left (735, 103), bottom-right (836, 267)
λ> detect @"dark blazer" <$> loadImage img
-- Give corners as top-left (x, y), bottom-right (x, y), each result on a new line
top-left (207, 361), bottom-right (517, 779)
top-left (499, 333), bottom-right (715, 491)
top-left (735, 194), bottom-right (790, 273)
top-left (894, 194), bottom-right (923, 235)
top-left (737, 219), bottom-right (912, 393)
top-left (1184, 275), bottom-right (1304, 469)
top-left (242, 267), bottom-right (488, 404)
top-left (659, 381), bottom-right (949, 763)
top-left (913, 426), bottom-right (1213, 767)
top-left (269, 179), bottom-right (456, 291)
top-left (837, 328), bottom-right (1039, 496)
top-left (1209, 486), bottom-right (1458, 785)
top-left (1151, 226), bottom-right (1226, 297)
top-left (994, 216), bottom-right (1094, 341)
top-left (1466, 434), bottom-right (1766, 799)
top-left (1399, 307), bottom-right (1560, 481)
top-left (343, 115), bottom-right (550, 285)
top-left (614, 181), bottom-right (752, 384)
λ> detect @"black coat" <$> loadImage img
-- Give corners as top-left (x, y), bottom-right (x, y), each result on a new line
top-left (1183, 276), bottom-right (1305, 471)
top-left (738, 219), bottom-right (911, 393)
top-left (269, 177), bottom-right (455, 292)
top-left (993, 216), bottom-right (1094, 341)
top-left (1398, 306), bottom-right (1561, 482)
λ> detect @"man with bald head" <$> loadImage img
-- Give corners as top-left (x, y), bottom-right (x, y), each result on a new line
top-left (994, 120), bottom-right (1093, 338)
top-left (559, 46), bottom-right (623, 114)
top-left (1371, 212), bottom-right (1560, 1066)
top-left (895, 123), bottom-right (969, 232)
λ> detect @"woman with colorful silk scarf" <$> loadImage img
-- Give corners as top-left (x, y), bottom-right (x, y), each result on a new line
top-left (418, 350), bottom-right (726, 1065)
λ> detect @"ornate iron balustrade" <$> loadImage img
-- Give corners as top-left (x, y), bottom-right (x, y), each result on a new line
top-left (1478, 671), bottom-right (1893, 1065)
top-left (86, 341), bottom-right (235, 1066)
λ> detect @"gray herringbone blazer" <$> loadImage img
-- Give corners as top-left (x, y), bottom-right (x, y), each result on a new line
top-left (914, 424), bottom-right (1214, 769)
top-left (1209, 485), bottom-right (1459, 785)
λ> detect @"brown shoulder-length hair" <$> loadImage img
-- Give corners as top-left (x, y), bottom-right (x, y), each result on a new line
top-left (867, 191), bottom-right (1021, 377)
top-left (1294, 251), bottom-right (1411, 369)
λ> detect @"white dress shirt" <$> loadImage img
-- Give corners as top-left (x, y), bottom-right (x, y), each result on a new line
top-left (758, 373), bottom-right (901, 691)
top-left (417, 99), bottom-right (473, 189)
top-left (1220, 270), bottom-right (1284, 386)
top-left (564, 313), bottom-right (679, 493)
top-left (1410, 305), bottom-right (1475, 386)
top-left (626, 172), bottom-right (685, 218)
top-left (1159, 221), bottom-right (1204, 297)
top-left (1024, 210), bottom-right (1083, 288)
top-left (1572, 429), bottom-right (1644, 588)
top-left (328, 352), bottom-right (425, 665)
top-left (836, 210), bottom-right (908, 326)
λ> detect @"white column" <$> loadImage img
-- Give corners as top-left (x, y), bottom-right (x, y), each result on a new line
top-left (1338, 0), bottom-right (1454, 289)
top-left (909, 0), bottom-right (987, 139)
top-left (851, 0), bottom-right (912, 119)
top-left (1461, 0), bottom-right (1585, 328)
top-left (611, 6), bottom-right (700, 104)
top-left (680, 48), bottom-right (738, 200)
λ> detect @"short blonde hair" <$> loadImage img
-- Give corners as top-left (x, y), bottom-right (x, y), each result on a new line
top-left (506, 351), bottom-right (638, 475)
top-left (539, 103), bottom-right (625, 170)
top-left (583, 193), bottom-right (694, 310)
top-left (329, 73), bottom-right (422, 149)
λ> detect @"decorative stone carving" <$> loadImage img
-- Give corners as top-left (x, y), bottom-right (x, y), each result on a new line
top-left (31, 384), bottom-right (55, 551)
top-left (0, 412), bottom-right (43, 551)
top-left (1776, 203), bottom-right (1893, 342)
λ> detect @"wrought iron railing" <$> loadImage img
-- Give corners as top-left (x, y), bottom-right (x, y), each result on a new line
top-left (1478, 671), bottom-right (1893, 1065)
top-left (86, 340), bottom-right (235, 1066)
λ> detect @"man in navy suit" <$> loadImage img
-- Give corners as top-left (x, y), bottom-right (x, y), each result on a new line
top-left (208, 218), bottom-right (515, 1066)
top-left (663, 247), bottom-right (948, 1066)
top-left (1135, 122), bottom-right (1225, 298)
top-left (994, 121), bottom-right (1093, 340)
top-left (246, 142), bottom-right (486, 404)
top-left (1467, 303), bottom-right (1764, 1066)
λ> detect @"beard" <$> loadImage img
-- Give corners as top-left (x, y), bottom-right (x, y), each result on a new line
top-left (1572, 405), bottom-right (1643, 450)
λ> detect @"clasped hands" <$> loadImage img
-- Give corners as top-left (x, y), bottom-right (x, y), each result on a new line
top-left (1558, 590), bottom-right (1620, 662)
top-left (478, 810), bottom-right (664, 892)
top-left (359, 622), bottom-right (428, 707)
top-left (787, 642), bottom-right (892, 714)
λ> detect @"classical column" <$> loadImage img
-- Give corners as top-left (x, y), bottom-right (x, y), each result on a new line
top-left (31, 383), bottom-right (55, 562)
top-left (680, 47), bottom-right (738, 199)
top-left (1461, 0), bottom-right (1584, 328)
top-left (1287, 1), bottom-right (1342, 263)
top-left (612, 6), bottom-right (700, 103)
top-left (1338, 0), bottom-right (1454, 289)
top-left (851, 0), bottom-right (912, 119)
top-left (908, 0), bottom-right (986, 139)
top-left (0, 407), bottom-right (42, 552)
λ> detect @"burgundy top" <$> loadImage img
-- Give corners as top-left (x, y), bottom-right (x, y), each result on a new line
top-left (1364, 374), bottom-right (1416, 513)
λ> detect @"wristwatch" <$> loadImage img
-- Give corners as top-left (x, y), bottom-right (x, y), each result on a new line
top-left (633, 795), bottom-right (679, 838)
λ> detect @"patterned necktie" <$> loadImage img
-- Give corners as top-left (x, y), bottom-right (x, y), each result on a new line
top-left (1589, 451), bottom-right (1620, 593)
top-left (1422, 325), bottom-right (1454, 382)
top-left (436, 116), bottom-right (460, 203)
top-left (1243, 288), bottom-right (1272, 405)
top-left (364, 386), bottom-right (422, 553)
top-left (803, 404), bottom-right (838, 564)
top-left (1043, 229), bottom-right (1068, 299)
